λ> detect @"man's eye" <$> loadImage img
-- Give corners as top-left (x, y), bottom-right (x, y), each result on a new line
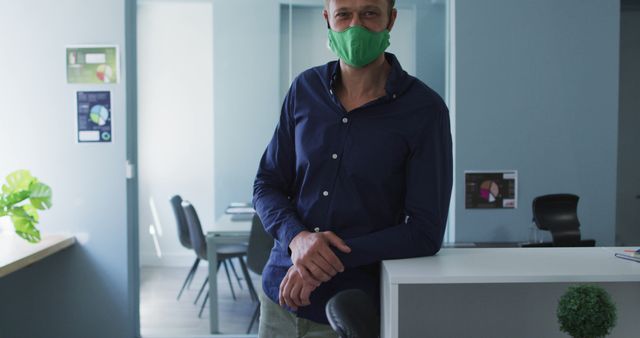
top-left (336, 12), bottom-right (348, 18)
top-left (363, 11), bottom-right (378, 17)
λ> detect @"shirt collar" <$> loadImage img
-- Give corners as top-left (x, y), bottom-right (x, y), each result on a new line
top-left (328, 52), bottom-right (413, 100)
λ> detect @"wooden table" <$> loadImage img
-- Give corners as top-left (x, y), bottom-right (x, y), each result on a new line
top-left (0, 232), bottom-right (76, 278)
top-left (205, 214), bottom-right (252, 333)
top-left (382, 247), bottom-right (640, 338)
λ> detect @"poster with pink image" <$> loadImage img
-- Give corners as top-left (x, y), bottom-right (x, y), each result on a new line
top-left (465, 171), bottom-right (517, 209)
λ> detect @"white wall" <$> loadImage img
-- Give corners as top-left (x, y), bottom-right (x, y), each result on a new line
top-left (137, 0), bottom-right (214, 266)
top-left (213, 0), bottom-right (282, 218)
top-left (0, 0), bottom-right (134, 337)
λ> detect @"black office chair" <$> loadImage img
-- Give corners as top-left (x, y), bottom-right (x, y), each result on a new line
top-left (326, 289), bottom-right (380, 338)
top-left (181, 200), bottom-right (253, 317)
top-left (522, 194), bottom-right (595, 247)
top-left (245, 214), bottom-right (274, 333)
top-left (170, 195), bottom-right (202, 300)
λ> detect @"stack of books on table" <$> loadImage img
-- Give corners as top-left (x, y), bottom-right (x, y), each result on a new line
top-left (225, 202), bottom-right (255, 221)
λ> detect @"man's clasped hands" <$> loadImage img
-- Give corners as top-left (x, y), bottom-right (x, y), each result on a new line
top-left (279, 231), bottom-right (351, 310)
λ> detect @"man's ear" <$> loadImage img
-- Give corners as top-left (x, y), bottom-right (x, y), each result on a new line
top-left (323, 9), bottom-right (330, 29)
top-left (387, 8), bottom-right (398, 31)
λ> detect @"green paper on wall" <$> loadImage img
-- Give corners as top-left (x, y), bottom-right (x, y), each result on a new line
top-left (66, 46), bottom-right (119, 84)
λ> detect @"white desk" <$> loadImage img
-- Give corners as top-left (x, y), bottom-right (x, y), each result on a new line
top-left (0, 233), bottom-right (76, 278)
top-left (382, 247), bottom-right (640, 338)
top-left (205, 214), bottom-right (252, 334)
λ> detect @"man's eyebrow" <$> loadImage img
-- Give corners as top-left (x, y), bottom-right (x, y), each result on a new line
top-left (360, 5), bottom-right (383, 11)
top-left (333, 5), bottom-right (382, 14)
top-left (333, 6), bottom-right (351, 13)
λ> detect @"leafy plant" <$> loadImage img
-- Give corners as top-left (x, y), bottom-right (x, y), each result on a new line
top-left (0, 170), bottom-right (52, 243)
top-left (557, 285), bottom-right (617, 338)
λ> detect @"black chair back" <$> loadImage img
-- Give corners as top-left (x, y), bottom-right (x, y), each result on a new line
top-left (326, 289), bottom-right (379, 338)
top-left (246, 214), bottom-right (274, 275)
top-left (181, 201), bottom-right (207, 260)
top-left (532, 194), bottom-right (594, 247)
top-left (170, 195), bottom-right (192, 249)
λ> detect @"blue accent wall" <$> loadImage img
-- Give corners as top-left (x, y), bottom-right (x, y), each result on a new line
top-left (455, 0), bottom-right (620, 244)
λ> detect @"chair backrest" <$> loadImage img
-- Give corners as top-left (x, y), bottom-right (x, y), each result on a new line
top-left (246, 214), bottom-right (274, 275)
top-left (532, 194), bottom-right (591, 246)
top-left (325, 289), bottom-right (379, 338)
top-left (170, 195), bottom-right (192, 249)
top-left (181, 200), bottom-right (207, 260)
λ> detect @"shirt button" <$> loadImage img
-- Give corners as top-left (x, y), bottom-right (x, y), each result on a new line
top-left (322, 191), bottom-right (329, 196)
top-left (331, 153), bottom-right (338, 160)
top-left (314, 227), bottom-right (320, 233)
top-left (329, 89), bottom-right (333, 95)
top-left (342, 117), bottom-right (349, 124)
top-left (392, 93), bottom-right (397, 99)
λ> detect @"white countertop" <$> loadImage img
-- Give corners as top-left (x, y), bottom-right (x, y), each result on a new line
top-left (382, 247), bottom-right (640, 284)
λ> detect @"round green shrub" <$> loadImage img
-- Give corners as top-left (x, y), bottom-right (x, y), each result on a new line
top-left (557, 285), bottom-right (617, 338)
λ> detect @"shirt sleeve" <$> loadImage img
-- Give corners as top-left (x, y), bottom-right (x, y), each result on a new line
top-left (253, 85), bottom-right (306, 253)
top-left (335, 103), bottom-right (453, 268)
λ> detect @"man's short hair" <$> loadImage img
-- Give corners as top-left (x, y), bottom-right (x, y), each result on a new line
top-left (323, 0), bottom-right (396, 12)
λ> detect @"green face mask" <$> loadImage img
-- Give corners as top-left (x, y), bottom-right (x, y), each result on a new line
top-left (328, 25), bottom-right (390, 68)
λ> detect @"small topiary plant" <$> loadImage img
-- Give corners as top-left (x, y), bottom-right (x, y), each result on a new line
top-left (557, 285), bottom-right (617, 338)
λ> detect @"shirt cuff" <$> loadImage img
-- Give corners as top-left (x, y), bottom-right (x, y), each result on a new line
top-left (278, 219), bottom-right (306, 254)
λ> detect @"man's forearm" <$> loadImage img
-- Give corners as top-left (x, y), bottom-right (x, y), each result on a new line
top-left (335, 219), bottom-right (445, 268)
top-left (253, 184), bottom-right (306, 252)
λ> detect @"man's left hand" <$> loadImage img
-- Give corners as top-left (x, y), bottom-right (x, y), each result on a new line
top-left (279, 265), bottom-right (317, 310)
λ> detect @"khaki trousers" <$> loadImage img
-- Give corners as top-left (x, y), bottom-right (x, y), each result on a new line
top-left (258, 290), bottom-right (338, 338)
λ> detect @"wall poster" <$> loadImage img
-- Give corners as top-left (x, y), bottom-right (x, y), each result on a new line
top-left (465, 171), bottom-right (517, 209)
top-left (76, 91), bottom-right (112, 143)
top-left (66, 46), bottom-right (119, 84)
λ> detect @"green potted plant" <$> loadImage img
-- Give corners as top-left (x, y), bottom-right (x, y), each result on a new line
top-left (557, 284), bottom-right (617, 338)
top-left (0, 170), bottom-right (52, 243)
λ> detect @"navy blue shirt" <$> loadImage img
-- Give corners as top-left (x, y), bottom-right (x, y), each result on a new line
top-left (253, 53), bottom-right (453, 324)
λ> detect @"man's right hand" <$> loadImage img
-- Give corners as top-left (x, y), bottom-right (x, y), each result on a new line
top-left (289, 230), bottom-right (351, 286)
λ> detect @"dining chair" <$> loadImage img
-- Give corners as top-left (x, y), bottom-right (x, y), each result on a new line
top-left (181, 200), bottom-right (253, 317)
top-left (245, 213), bottom-right (274, 333)
top-left (172, 195), bottom-right (244, 300)
top-left (170, 195), bottom-right (201, 300)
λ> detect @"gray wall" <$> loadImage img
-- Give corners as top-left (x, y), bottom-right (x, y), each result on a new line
top-left (398, 282), bottom-right (638, 338)
top-left (455, 0), bottom-right (620, 244)
top-left (0, 0), bottom-right (135, 337)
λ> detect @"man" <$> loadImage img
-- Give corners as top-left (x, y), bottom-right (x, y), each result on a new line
top-left (253, 0), bottom-right (453, 336)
